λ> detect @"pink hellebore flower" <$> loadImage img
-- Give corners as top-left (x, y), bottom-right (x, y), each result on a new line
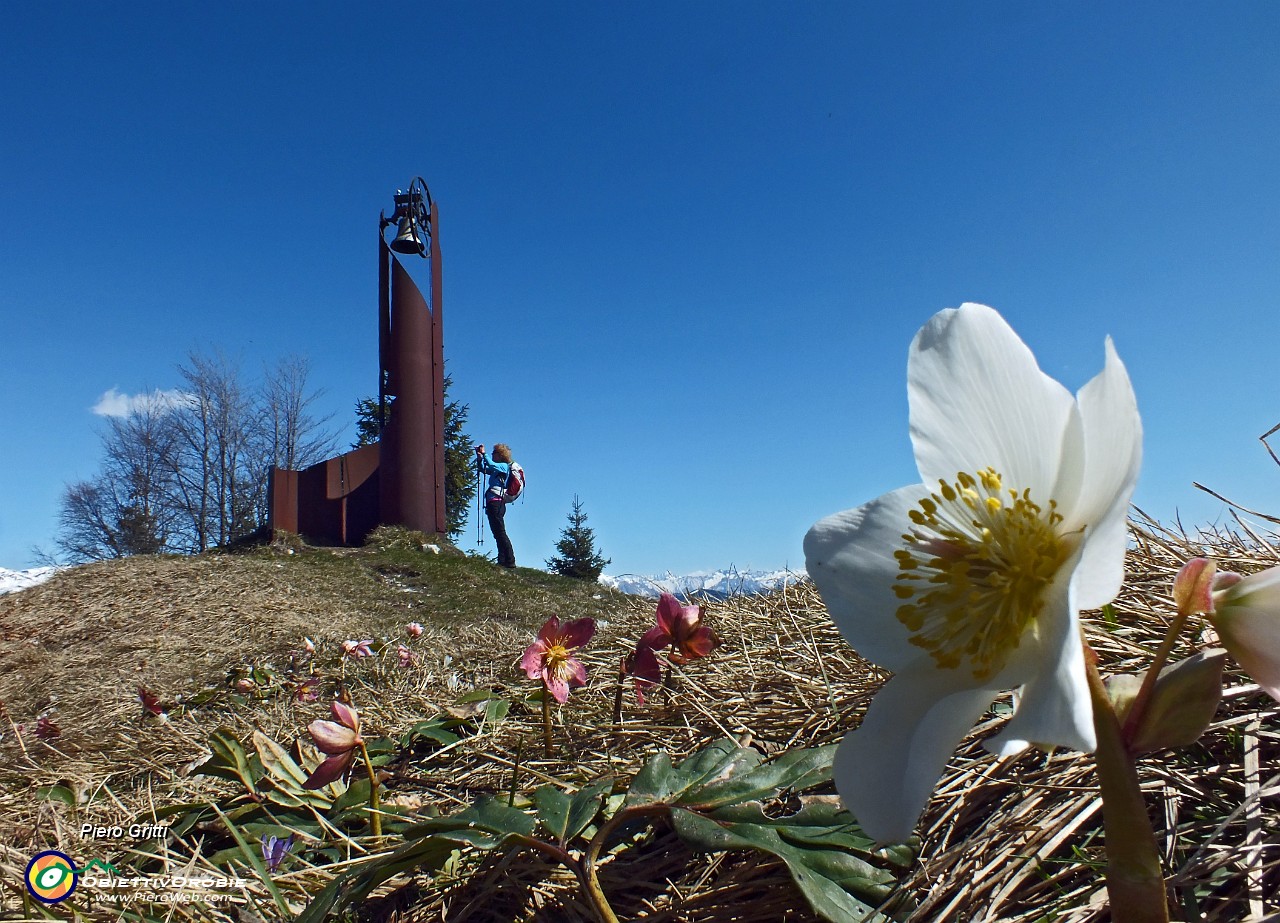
top-left (294, 676), bottom-right (322, 703)
top-left (341, 639), bottom-right (375, 659)
top-left (633, 593), bottom-right (719, 701)
top-left (396, 644), bottom-right (416, 668)
top-left (138, 686), bottom-right (166, 717)
top-left (1206, 563), bottom-right (1280, 703)
top-left (406, 622), bottom-right (424, 638)
top-left (303, 700), bottom-right (363, 789)
top-left (521, 616), bottom-right (595, 704)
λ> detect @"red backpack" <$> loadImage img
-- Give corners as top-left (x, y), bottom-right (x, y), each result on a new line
top-left (503, 463), bottom-right (525, 502)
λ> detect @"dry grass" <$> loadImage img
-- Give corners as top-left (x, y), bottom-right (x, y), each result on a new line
top-left (1, 520), bottom-right (1278, 921)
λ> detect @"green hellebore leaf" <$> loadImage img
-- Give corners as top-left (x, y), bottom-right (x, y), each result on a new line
top-left (401, 717), bottom-right (461, 749)
top-left (565, 775), bottom-right (613, 842)
top-left (681, 744), bottom-right (836, 810)
top-left (672, 804), bottom-right (903, 922)
top-left (253, 730), bottom-right (311, 791)
top-left (456, 795), bottom-right (537, 841)
top-left (1129, 649), bottom-right (1227, 754)
top-left (200, 728), bottom-right (265, 792)
top-left (35, 784), bottom-right (77, 806)
top-left (533, 785), bottom-right (573, 842)
top-left (626, 738), bottom-right (755, 807)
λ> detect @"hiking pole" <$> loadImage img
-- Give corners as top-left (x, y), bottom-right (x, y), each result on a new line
top-left (476, 465), bottom-right (485, 546)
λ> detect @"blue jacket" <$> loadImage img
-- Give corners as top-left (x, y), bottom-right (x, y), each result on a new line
top-left (477, 452), bottom-right (510, 501)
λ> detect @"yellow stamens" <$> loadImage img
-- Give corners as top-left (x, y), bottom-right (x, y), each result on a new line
top-left (894, 467), bottom-right (1077, 681)
top-left (543, 641), bottom-right (573, 679)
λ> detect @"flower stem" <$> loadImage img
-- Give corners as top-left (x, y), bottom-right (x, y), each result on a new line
top-left (611, 656), bottom-right (627, 727)
top-left (581, 804), bottom-right (668, 923)
top-left (1120, 609), bottom-right (1191, 745)
top-left (1085, 649), bottom-right (1169, 922)
top-left (542, 693), bottom-right (554, 757)
top-left (358, 741), bottom-right (382, 839)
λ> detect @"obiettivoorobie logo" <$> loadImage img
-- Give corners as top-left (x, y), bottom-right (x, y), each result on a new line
top-left (24, 854), bottom-right (120, 904)
top-left (25, 850), bottom-right (78, 904)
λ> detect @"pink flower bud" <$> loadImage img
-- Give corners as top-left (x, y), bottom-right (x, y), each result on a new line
top-left (1173, 558), bottom-right (1217, 616)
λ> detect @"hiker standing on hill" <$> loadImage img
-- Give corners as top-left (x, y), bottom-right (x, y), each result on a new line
top-left (476, 443), bottom-right (518, 569)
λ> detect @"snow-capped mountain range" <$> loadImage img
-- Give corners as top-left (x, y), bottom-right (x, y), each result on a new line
top-left (599, 567), bottom-right (805, 600)
top-left (2, 564), bottom-right (805, 601)
top-left (0, 566), bottom-right (61, 595)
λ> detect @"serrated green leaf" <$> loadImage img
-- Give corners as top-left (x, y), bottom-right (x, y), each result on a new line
top-left (456, 689), bottom-right (500, 703)
top-left (364, 736), bottom-right (397, 766)
top-left (626, 750), bottom-right (675, 804)
top-left (565, 775), bottom-right (613, 842)
top-left (458, 795), bottom-right (537, 839)
top-left (200, 728), bottom-right (263, 791)
top-left (329, 775), bottom-right (372, 815)
top-left (253, 730), bottom-right (310, 790)
top-left (482, 697), bottom-right (510, 724)
top-left (681, 745), bottom-right (836, 810)
top-left (402, 718), bottom-right (460, 749)
top-left (671, 807), bottom-right (902, 922)
top-left (627, 739), bottom-right (751, 807)
top-left (676, 738), bottom-right (755, 789)
top-left (533, 785), bottom-right (573, 842)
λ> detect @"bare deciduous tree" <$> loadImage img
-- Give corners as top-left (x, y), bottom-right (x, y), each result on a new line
top-left (57, 395), bottom-right (181, 560)
top-left (58, 350), bottom-right (340, 560)
top-left (170, 352), bottom-right (257, 550)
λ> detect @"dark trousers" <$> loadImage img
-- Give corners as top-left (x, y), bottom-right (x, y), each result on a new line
top-left (486, 498), bottom-right (515, 568)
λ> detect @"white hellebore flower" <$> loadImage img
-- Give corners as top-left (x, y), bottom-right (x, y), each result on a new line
top-left (804, 303), bottom-right (1141, 843)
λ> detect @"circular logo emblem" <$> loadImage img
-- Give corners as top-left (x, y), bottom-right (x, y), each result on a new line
top-left (25, 850), bottom-right (78, 904)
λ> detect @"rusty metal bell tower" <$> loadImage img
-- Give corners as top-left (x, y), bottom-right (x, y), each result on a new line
top-left (268, 178), bottom-right (446, 543)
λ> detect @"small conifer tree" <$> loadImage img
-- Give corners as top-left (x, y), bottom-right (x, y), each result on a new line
top-left (546, 495), bottom-right (610, 581)
top-left (353, 373), bottom-right (475, 539)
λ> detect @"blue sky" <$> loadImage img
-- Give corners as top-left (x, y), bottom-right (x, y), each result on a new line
top-left (2, 3), bottom-right (1278, 576)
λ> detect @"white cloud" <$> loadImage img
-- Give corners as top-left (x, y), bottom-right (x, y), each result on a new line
top-left (91, 387), bottom-right (194, 418)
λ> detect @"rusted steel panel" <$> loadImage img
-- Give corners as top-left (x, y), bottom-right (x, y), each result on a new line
top-left (326, 443), bottom-right (379, 500)
top-left (378, 234), bottom-right (392, 422)
top-left (429, 200), bottom-right (447, 530)
top-left (380, 254), bottom-right (441, 535)
top-left (267, 468), bottom-right (299, 534)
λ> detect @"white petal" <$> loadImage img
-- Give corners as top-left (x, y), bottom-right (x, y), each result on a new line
top-left (804, 485), bottom-right (930, 669)
top-left (987, 578), bottom-right (1096, 755)
top-left (835, 668), bottom-right (998, 843)
top-left (1066, 337), bottom-right (1142, 610)
top-left (1218, 563), bottom-right (1280, 607)
top-left (908, 304), bottom-right (1075, 496)
top-left (1212, 602), bottom-right (1280, 702)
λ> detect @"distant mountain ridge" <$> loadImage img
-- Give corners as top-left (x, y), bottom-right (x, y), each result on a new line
top-left (598, 567), bottom-right (805, 600)
top-left (0, 565), bottom-right (61, 595)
